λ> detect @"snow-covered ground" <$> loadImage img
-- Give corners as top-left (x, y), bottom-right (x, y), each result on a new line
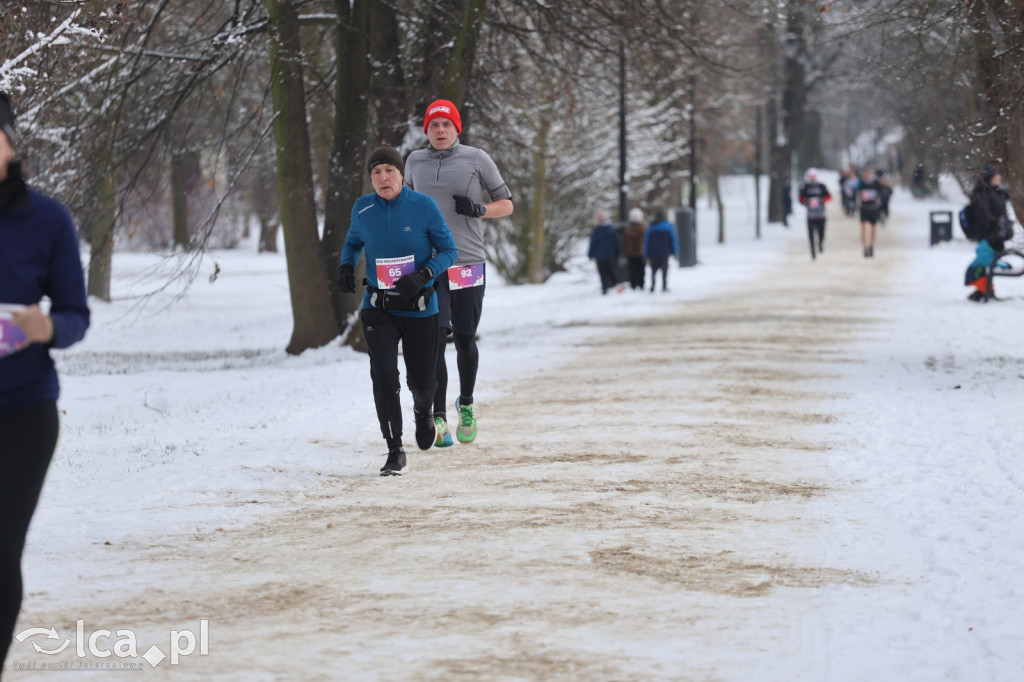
top-left (6, 173), bottom-right (1024, 680)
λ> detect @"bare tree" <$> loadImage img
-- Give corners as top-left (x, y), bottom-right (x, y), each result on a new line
top-left (265, 0), bottom-right (338, 354)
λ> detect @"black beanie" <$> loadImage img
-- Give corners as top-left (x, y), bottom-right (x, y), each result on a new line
top-left (0, 92), bottom-right (16, 149)
top-left (981, 164), bottom-right (997, 183)
top-left (367, 145), bottom-right (404, 176)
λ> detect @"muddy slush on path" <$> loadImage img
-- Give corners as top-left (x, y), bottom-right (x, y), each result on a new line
top-left (15, 209), bottom-right (908, 681)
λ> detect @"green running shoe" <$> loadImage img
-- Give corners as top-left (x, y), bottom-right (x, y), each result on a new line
top-left (455, 397), bottom-right (477, 443)
top-left (434, 417), bottom-right (453, 447)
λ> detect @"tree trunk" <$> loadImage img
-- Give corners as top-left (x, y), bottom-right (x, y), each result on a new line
top-left (766, 94), bottom-right (784, 224)
top-left (526, 113), bottom-right (550, 284)
top-left (710, 166), bottom-right (724, 244)
top-left (969, 0), bottom-right (1024, 222)
top-left (323, 0), bottom-right (371, 352)
top-left (412, 12), bottom-right (450, 114)
top-left (266, 0), bottom-right (338, 355)
top-left (86, 142), bottom-right (116, 302)
top-left (440, 0), bottom-right (487, 138)
top-left (170, 149), bottom-right (200, 249)
top-left (767, 2), bottom-right (806, 224)
top-left (369, 0), bottom-right (408, 146)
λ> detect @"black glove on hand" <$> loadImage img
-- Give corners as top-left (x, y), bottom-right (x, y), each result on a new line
top-left (336, 264), bottom-right (356, 294)
top-left (453, 195), bottom-right (486, 218)
top-left (393, 266), bottom-right (432, 300)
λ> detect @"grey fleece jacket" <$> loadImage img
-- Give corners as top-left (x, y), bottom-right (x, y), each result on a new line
top-left (404, 142), bottom-right (512, 267)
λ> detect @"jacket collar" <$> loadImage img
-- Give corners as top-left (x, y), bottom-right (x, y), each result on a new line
top-left (428, 140), bottom-right (461, 158)
top-left (375, 184), bottom-right (408, 207)
top-left (0, 161), bottom-right (29, 210)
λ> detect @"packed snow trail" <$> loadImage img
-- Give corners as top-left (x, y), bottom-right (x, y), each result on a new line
top-left (14, 210), bottom-right (923, 681)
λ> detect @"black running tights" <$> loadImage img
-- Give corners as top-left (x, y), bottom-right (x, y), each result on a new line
top-left (362, 309), bottom-right (438, 449)
top-left (808, 219), bottom-right (825, 257)
top-left (452, 330), bottom-right (479, 403)
top-left (433, 328), bottom-right (480, 418)
top-left (0, 400), bottom-right (59, 669)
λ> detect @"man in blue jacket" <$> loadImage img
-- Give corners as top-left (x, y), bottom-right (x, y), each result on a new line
top-left (644, 209), bottom-right (679, 292)
top-left (0, 92), bottom-right (90, 670)
top-left (338, 145), bottom-right (458, 475)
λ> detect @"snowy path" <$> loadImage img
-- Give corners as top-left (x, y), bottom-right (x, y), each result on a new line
top-left (10, 199), bottom-right (1024, 681)
top-left (13, 210), bottom-right (909, 681)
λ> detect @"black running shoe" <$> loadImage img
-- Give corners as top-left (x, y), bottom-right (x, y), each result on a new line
top-left (967, 290), bottom-right (984, 302)
top-left (414, 411), bottom-right (436, 451)
top-left (380, 447), bottom-right (407, 476)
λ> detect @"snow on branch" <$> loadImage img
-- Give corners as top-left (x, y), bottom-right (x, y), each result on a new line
top-left (0, 8), bottom-right (105, 93)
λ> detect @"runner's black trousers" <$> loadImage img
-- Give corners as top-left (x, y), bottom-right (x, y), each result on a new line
top-left (362, 309), bottom-right (438, 449)
top-left (0, 400), bottom-right (59, 669)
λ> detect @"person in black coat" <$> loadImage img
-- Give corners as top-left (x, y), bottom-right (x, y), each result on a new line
top-left (857, 168), bottom-right (885, 258)
top-left (587, 209), bottom-right (622, 294)
top-left (781, 177), bottom-right (793, 227)
top-left (971, 165), bottom-right (1012, 251)
top-left (965, 164), bottom-right (1014, 301)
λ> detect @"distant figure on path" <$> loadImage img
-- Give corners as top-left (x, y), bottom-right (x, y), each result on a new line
top-left (622, 208), bottom-right (646, 291)
top-left (588, 209), bottom-right (622, 295)
top-left (644, 209), bottom-right (679, 293)
top-left (798, 168), bottom-right (832, 260)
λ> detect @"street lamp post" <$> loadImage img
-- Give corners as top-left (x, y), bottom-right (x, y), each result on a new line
top-left (618, 37), bottom-right (628, 224)
top-left (688, 73), bottom-right (696, 214)
top-left (755, 103), bottom-right (762, 239)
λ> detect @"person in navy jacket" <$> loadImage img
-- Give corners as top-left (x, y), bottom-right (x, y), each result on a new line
top-left (0, 92), bottom-right (90, 669)
top-left (644, 209), bottom-right (679, 292)
top-left (338, 146), bottom-right (457, 475)
top-left (587, 209), bottom-right (622, 295)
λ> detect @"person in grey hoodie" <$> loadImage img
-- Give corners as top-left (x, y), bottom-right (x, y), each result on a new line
top-left (404, 99), bottom-right (513, 447)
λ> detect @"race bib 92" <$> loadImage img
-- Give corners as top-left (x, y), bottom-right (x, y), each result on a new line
top-left (448, 263), bottom-right (485, 290)
top-left (375, 255), bottom-right (415, 290)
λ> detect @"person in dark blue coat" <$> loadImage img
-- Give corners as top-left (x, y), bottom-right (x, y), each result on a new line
top-left (587, 209), bottom-right (621, 294)
top-left (0, 92), bottom-right (90, 670)
top-left (644, 209), bottom-right (679, 292)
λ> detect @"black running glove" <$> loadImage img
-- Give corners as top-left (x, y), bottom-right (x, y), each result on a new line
top-left (453, 194), bottom-right (486, 218)
top-left (393, 266), bottom-right (432, 300)
top-left (336, 264), bottom-right (356, 294)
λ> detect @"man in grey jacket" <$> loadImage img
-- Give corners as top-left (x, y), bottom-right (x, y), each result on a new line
top-left (404, 99), bottom-right (513, 446)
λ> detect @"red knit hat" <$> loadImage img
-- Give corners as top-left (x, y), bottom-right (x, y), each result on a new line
top-left (423, 99), bottom-right (462, 135)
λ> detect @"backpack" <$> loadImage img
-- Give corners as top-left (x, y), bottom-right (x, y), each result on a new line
top-left (959, 203), bottom-right (981, 241)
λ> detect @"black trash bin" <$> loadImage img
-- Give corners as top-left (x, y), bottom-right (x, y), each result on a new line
top-left (930, 211), bottom-right (953, 246)
top-left (675, 207), bottom-right (697, 267)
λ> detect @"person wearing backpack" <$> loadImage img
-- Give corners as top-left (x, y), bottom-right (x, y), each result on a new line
top-left (798, 168), bottom-right (832, 259)
top-left (964, 164), bottom-right (1013, 301)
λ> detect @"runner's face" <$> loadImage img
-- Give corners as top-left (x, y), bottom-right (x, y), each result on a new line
top-left (371, 164), bottom-right (403, 200)
top-left (427, 118), bottom-right (458, 150)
